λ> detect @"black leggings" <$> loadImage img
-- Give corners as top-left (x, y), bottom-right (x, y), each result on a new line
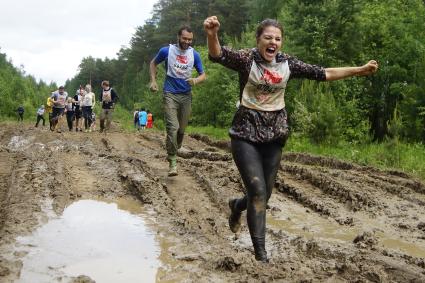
top-left (82, 106), bottom-right (93, 130)
top-left (231, 138), bottom-right (282, 257)
top-left (66, 111), bottom-right (74, 130)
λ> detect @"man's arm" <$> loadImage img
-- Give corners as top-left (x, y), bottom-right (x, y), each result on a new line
top-left (325, 60), bottom-right (378, 81)
top-left (186, 51), bottom-right (207, 86)
top-left (186, 72), bottom-right (206, 86)
top-left (149, 59), bottom-right (159, 92)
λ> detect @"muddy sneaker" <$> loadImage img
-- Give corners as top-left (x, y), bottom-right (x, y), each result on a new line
top-left (228, 199), bottom-right (242, 233)
top-left (168, 159), bottom-right (178, 176)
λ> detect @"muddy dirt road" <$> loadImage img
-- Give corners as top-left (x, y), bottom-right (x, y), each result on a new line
top-left (1, 123), bottom-right (425, 282)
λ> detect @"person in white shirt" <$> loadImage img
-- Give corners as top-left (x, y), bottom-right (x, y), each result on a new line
top-left (81, 84), bottom-right (96, 132)
top-left (50, 86), bottom-right (68, 133)
top-left (35, 105), bottom-right (45, 127)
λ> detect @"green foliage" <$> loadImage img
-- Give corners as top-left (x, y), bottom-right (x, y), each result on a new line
top-left (186, 125), bottom-right (229, 140)
top-left (278, 0), bottom-right (425, 142)
top-left (0, 49), bottom-right (53, 121)
top-left (191, 47), bottom-right (239, 127)
top-left (290, 80), bottom-right (369, 145)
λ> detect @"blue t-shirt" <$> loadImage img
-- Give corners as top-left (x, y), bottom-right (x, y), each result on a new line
top-left (154, 45), bottom-right (204, 94)
top-left (139, 111), bottom-right (148, 126)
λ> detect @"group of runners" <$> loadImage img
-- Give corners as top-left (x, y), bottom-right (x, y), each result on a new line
top-left (20, 15), bottom-right (379, 262)
top-left (133, 108), bottom-right (154, 130)
top-left (33, 80), bottom-right (118, 133)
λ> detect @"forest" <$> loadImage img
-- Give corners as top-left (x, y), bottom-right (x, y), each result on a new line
top-left (67, 0), bottom-right (425, 144)
top-left (1, 0), bottom-right (425, 145)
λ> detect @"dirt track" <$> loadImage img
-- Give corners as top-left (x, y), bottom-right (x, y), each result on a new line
top-left (1, 123), bottom-right (425, 282)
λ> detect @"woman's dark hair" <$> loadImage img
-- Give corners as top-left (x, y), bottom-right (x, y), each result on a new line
top-left (255, 19), bottom-right (283, 39)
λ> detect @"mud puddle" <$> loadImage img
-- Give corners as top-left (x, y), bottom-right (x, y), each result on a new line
top-left (15, 199), bottom-right (162, 283)
top-left (268, 201), bottom-right (425, 258)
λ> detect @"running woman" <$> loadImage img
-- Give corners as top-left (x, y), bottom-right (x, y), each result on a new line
top-left (74, 85), bottom-right (84, 132)
top-left (204, 16), bottom-right (378, 262)
top-left (81, 84), bottom-right (96, 132)
top-left (65, 97), bottom-right (75, 131)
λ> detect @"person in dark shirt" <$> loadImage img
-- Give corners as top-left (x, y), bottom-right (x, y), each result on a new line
top-left (74, 85), bottom-right (84, 132)
top-left (17, 105), bottom-right (24, 122)
top-left (204, 16), bottom-right (378, 262)
top-left (99, 80), bottom-right (118, 133)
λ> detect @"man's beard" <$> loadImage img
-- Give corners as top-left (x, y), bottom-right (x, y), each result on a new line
top-left (178, 40), bottom-right (190, 50)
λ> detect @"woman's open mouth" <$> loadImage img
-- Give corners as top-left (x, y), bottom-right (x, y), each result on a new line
top-left (266, 47), bottom-right (276, 55)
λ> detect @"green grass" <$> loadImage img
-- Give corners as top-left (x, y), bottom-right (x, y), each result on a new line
top-left (186, 125), bottom-right (229, 140)
top-left (286, 134), bottom-right (425, 181)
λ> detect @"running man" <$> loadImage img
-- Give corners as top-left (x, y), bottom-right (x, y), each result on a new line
top-left (149, 25), bottom-right (206, 176)
top-left (17, 106), bottom-right (24, 122)
top-left (51, 86), bottom-right (68, 133)
top-left (99, 81), bottom-right (118, 133)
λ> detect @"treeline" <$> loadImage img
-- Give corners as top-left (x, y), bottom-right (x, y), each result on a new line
top-left (0, 49), bottom-right (56, 120)
top-left (66, 0), bottom-right (425, 143)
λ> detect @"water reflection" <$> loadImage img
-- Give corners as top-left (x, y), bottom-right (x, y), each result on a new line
top-left (17, 199), bottom-right (160, 283)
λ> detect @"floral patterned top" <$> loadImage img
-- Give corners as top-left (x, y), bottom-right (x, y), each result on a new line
top-left (209, 46), bottom-right (326, 145)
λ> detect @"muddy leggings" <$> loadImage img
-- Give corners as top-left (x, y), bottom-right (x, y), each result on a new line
top-left (231, 138), bottom-right (282, 259)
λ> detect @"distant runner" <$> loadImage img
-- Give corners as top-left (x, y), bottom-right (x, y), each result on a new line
top-left (65, 97), bottom-right (75, 131)
top-left (146, 110), bottom-right (153, 129)
top-left (99, 81), bottom-right (118, 133)
top-left (50, 86), bottom-right (68, 133)
top-left (35, 105), bottom-right (45, 127)
top-left (46, 96), bottom-right (54, 130)
top-left (82, 84), bottom-right (96, 133)
top-left (16, 106), bottom-right (24, 122)
top-left (74, 85), bottom-right (85, 132)
top-left (133, 109), bottom-right (139, 128)
top-left (138, 108), bottom-right (147, 130)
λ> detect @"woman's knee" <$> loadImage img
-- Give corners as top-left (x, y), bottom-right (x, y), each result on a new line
top-left (249, 194), bottom-right (267, 212)
top-left (247, 177), bottom-right (267, 207)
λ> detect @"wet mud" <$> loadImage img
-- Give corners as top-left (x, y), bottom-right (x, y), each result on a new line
top-left (0, 123), bottom-right (425, 282)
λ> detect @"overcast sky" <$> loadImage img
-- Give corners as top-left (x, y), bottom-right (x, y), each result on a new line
top-left (0, 0), bottom-right (157, 86)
